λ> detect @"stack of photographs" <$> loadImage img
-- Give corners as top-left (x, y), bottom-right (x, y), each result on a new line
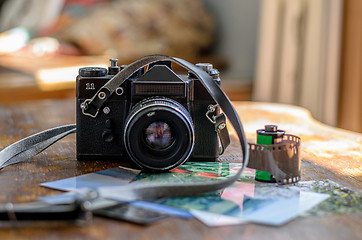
top-left (40, 162), bottom-right (361, 226)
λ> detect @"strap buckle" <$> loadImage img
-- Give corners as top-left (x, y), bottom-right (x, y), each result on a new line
top-left (205, 104), bottom-right (218, 124)
top-left (206, 104), bottom-right (231, 155)
top-left (80, 99), bottom-right (99, 118)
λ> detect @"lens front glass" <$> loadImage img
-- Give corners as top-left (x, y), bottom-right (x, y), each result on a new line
top-left (144, 121), bottom-right (174, 150)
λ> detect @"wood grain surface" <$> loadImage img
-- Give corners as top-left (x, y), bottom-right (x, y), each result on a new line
top-left (0, 99), bottom-right (361, 240)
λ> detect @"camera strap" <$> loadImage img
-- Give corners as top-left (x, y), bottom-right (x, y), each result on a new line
top-left (0, 55), bottom-right (249, 201)
top-left (0, 125), bottom-right (76, 168)
top-left (81, 55), bottom-right (250, 200)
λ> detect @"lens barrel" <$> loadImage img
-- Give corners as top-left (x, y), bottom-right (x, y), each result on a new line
top-left (124, 97), bottom-right (194, 171)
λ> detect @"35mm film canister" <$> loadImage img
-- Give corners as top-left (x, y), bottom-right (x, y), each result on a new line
top-left (255, 125), bottom-right (285, 182)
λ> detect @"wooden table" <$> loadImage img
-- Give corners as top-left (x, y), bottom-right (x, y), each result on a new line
top-left (0, 99), bottom-right (361, 239)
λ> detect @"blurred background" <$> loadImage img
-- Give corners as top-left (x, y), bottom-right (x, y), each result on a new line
top-left (0, 0), bottom-right (360, 133)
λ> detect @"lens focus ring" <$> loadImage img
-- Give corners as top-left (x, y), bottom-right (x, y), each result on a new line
top-left (124, 97), bottom-right (194, 171)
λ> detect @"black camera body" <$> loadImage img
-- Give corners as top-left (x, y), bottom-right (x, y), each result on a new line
top-left (76, 59), bottom-right (223, 170)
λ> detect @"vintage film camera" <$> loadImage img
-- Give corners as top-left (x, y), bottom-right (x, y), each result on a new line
top-left (76, 59), bottom-right (229, 171)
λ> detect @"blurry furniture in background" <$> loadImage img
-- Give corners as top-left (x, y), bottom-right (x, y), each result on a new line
top-left (0, 0), bottom-right (214, 62)
top-left (202, 0), bottom-right (260, 86)
top-left (338, 0), bottom-right (362, 133)
top-left (0, 55), bottom-right (108, 103)
top-left (0, 0), bottom-right (253, 103)
top-left (253, 0), bottom-right (343, 129)
top-left (0, 54), bottom-right (252, 103)
top-left (0, 0), bottom-right (63, 33)
top-left (57, 0), bottom-right (214, 60)
top-left (0, 67), bottom-right (75, 103)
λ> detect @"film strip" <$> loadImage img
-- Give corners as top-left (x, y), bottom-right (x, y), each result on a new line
top-left (248, 134), bottom-right (301, 184)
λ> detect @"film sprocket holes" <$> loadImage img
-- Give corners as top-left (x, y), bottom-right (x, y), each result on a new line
top-left (76, 59), bottom-right (229, 171)
top-left (248, 128), bottom-right (301, 184)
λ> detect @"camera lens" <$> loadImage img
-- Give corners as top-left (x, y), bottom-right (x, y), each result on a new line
top-left (144, 121), bottom-right (174, 150)
top-left (124, 97), bottom-right (194, 171)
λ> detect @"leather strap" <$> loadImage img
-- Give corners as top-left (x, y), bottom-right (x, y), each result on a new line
top-left (0, 125), bottom-right (76, 169)
top-left (0, 193), bottom-right (93, 225)
top-left (0, 199), bottom-right (90, 222)
top-left (214, 113), bottom-right (230, 154)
